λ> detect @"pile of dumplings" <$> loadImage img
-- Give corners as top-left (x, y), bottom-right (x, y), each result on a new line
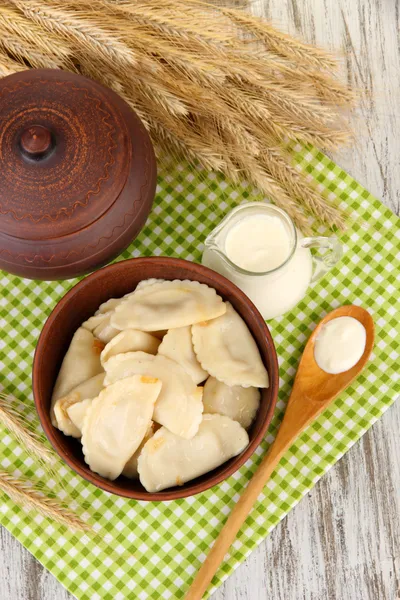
top-left (51, 279), bottom-right (269, 493)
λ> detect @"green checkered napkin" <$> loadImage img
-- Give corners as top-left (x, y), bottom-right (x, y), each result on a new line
top-left (0, 144), bottom-right (399, 600)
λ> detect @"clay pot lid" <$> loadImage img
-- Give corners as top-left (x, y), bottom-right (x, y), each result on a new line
top-left (0, 69), bottom-right (157, 280)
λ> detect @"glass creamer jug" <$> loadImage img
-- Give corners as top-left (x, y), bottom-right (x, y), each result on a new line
top-left (202, 202), bottom-right (342, 320)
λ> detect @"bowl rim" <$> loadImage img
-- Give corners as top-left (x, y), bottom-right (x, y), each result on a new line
top-left (33, 257), bottom-right (279, 500)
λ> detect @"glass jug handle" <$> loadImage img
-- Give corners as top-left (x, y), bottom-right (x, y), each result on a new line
top-left (299, 236), bottom-right (342, 283)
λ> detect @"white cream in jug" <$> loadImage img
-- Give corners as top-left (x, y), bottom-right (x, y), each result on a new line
top-left (225, 214), bottom-right (291, 272)
top-left (203, 213), bottom-right (313, 320)
top-left (314, 316), bottom-right (366, 374)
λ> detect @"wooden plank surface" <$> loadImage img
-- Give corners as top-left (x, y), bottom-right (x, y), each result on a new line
top-left (1, 1), bottom-right (399, 599)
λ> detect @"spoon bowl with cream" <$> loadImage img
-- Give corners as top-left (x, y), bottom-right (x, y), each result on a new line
top-left (296, 304), bottom-right (374, 403)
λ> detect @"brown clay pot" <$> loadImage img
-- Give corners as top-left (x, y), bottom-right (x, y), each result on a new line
top-left (0, 69), bottom-right (156, 280)
top-left (33, 258), bottom-right (279, 501)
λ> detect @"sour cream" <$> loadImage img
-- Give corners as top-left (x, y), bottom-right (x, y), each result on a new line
top-left (225, 214), bottom-right (291, 272)
top-left (314, 316), bottom-right (366, 374)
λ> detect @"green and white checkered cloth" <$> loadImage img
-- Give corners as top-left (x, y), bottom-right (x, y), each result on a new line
top-left (0, 144), bottom-right (399, 600)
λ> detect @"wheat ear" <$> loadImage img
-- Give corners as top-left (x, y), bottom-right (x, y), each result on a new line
top-left (219, 5), bottom-right (338, 70)
top-left (0, 394), bottom-right (55, 466)
top-left (0, 37), bottom-right (64, 71)
top-left (0, 49), bottom-right (25, 76)
top-left (0, 471), bottom-right (91, 532)
top-left (0, 4), bottom-right (74, 68)
top-left (11, 0), bottom-right (144, 73)
top-left (259, 148), bottom-right (346, 229)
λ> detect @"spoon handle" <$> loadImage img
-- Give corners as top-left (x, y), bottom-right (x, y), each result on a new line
top-left (185, 386), bottom-right (326, 600)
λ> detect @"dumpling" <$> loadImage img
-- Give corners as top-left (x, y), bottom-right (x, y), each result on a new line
top-left (53, 373), bottom-right (105, 436)
top-left (54, 394), bottom-right (83, 438)
top-left (122, 421), bottom-right (157, 479)
top-left (95, 290), bottom-right (137, 315)
top-left (94, 280), bottom-right (162, 316)
top-left (82, 312), bottom-right (111, 332)
top-left (138, 414), bottom-right (249, 492)
top-left (158, 326), bottom-right (208, 384)
top-left (111, 280), bottom-right (226, 332)
top-left (100, 330), bottom-right (161, 365)
top-left (65, 373), bottom-right (105, 403)
top-left (81, 375), bottom-right (162, 480)
top-left (202, 377), bottom-right (260, 429)
top-left (82, 311), bottom-right (119, 342)
top-left (135, 278), bottom-right (165, 292)
top-left (104, 351), bottom-right (156, 385)
top-left (95, 297), bottom-right (122, 315)
top-left (92, 314), bottom-right (120, 343)
top-left (192, 302), bottom-right (269, 388)
top-left (51, 328), bottom-right (104, 426)
top-left (104, 352), bottom-right (203, 439)
top-left (66, 398), bottom-right (92, 436)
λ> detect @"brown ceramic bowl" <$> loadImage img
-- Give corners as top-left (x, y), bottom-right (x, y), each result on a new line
top-left (33, 258), bottom-right (279, 500)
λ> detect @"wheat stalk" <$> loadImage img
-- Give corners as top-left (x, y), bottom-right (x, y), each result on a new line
top-left (0, 48), bottom-right (25, 76)
top-left (220, 6), bottom-right (337, 70)
top-left (0, 37), bottom-right (63, 70)
top-left (259, 147), bottom-right (347, 229)
top-left (109, 1), bottom-right (235, 46)
top-left (0, 394), bottom-right (55, 466)
top-left (1, 0), bottom-right (355, 230)
top-left (0, 471), bottom-right (91, 532)
top-left (11, 0), bottom-right (146, 72)
top-left (0, 4), bottom-right (74, 69)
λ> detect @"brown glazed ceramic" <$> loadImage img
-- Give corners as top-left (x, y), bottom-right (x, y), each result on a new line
top-left (0, 69), bottom-right (156, 280)
top-left (33, 258), bottom-right (279, 501)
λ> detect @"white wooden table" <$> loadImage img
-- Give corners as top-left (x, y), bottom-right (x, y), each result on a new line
top-left (1, 1), bottom-right (399, 599)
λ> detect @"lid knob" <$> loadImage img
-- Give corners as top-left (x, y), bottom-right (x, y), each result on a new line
top-left (19, 125), bottom-right (53, 159)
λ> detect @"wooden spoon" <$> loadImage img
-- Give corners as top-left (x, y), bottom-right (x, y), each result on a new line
top-left (185, 305), bottom-right (374, 600)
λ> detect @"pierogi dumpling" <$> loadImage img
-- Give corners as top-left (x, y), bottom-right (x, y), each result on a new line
top-left (51, 328), bottom-right (104, 426)
top-left (104, 350), bottom-right (156, 386)
top-left (137, 414), bottom-right (249, 493)
top-left (122, 421), bottom-right (157, 479)
top-left (100, 330), bottom-right (160, 366)
top-left (192, 302), bottom-right (269, 388)
top-left (81, 375), bottom-right (162, 480)
top-left (135, 278), bottom-right (165, 292)
top-left (82, 311), bottom-right (112, 332)
top-left (66, 398), bottom-right (92, 436)
top-left (202, 377), bottom-right (260, 429)
top-left (104, 352), bottom-right (203, 439)
top-left (110, 280), bottom-right (226, 332)
top-left (94, 291), bottom-right (134, 315)
top-left (158, 326), bottom-right (208, 384)
top-left (94, 281), bottom-right (162, 316)
top-left (92, 314), bottom-right (120, 343)
top-left (95, 297), bottom-right (122, 315)
top-left (53, 373), bottom-right (105, 437)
